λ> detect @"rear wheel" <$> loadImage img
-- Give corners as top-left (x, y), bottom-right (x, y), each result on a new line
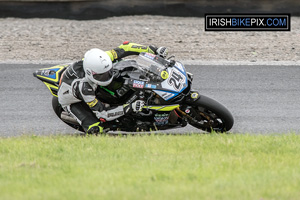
top-left (186, 95), bottom-right (234, 133)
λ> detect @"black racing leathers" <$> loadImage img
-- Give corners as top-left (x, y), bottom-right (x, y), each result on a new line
top-left (57, 42), bottom-right (157, 133)
top-left (58, 61), bottom-right (124, 132)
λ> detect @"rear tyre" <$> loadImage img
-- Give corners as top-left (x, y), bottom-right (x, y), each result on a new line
top-left (187, 95), bottom-right (234, 133)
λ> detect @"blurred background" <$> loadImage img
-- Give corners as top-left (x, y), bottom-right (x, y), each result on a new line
top-left (0, 0), bottom-right (299, 20)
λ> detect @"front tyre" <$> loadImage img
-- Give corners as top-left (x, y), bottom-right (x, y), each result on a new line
top-left (186, 95), bottom-right (234, 133)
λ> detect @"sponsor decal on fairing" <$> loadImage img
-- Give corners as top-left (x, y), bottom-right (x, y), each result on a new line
top-left (133, 80), bottom-right (145, 88)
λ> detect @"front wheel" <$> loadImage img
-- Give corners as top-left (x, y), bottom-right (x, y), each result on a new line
top-left (185, 95), bottom-right (234, 133)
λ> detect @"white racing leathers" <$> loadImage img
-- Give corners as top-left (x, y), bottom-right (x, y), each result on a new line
top-left (58, 61), bottom-right (125, 131)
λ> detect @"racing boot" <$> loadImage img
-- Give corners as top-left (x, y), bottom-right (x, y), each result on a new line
top-left (86, 122), bottom-right (104, 135)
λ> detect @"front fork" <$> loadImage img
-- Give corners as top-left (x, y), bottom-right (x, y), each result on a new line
top-left (176, 91), bottom-right (211, 125)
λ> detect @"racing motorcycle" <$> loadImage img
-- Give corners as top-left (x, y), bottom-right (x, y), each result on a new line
top-left (33, 52), bottom-right (234, 133)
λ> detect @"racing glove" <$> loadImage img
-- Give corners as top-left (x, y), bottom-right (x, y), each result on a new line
top-left (132, 100), bottom-right (145, 112)
top-left (124, 100), bottom-right (145, 114)
top-left (156, 46), bottom-right (168, 58)
top-left (149, 45), bottom-right (168, 58)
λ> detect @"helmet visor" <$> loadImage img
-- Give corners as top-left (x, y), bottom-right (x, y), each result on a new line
top-left (93, 68), bottom-right (113, 82)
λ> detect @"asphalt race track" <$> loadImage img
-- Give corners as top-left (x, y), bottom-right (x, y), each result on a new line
top-left (1, 63), bottom-right (300, 136)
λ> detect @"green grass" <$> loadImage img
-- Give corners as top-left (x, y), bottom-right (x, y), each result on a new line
top-left (1, 133), bottom-right (300, 200)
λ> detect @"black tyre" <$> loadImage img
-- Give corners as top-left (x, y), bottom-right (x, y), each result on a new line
top-left (187, 95), bottom-right (234, 132)
top-left (52, 96), bottom-right (85, 132)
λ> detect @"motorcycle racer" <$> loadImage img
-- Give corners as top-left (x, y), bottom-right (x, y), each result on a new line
top-left (57, 42), bottom-right (168, 134)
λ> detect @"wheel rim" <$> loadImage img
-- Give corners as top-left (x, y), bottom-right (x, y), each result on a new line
top-left (188, 106), bottom-right (226, 132)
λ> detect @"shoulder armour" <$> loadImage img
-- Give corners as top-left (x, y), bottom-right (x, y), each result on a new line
top-left (81, 82), bottom-right (95, 96)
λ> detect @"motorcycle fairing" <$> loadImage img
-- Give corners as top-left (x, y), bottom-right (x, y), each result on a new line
top-left (43, 82), bottom-right (59, 97)
top-left (143, 104), bottom-right (179, 111)
top-left (126, 63), bottom-right (188, 101)
top-left (154, 62), bottom-right (188, 101)
top-left (33, 65), bottom-right (68, 97)
top-left (36, 65), bottom-right (66, 83)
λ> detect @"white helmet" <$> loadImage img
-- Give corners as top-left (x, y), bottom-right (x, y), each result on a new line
top-left (83, 48), bottom-right (113, 86)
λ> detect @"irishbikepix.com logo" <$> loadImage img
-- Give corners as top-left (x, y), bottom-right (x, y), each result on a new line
top-left (205, 14), bottom-right (290, 31)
